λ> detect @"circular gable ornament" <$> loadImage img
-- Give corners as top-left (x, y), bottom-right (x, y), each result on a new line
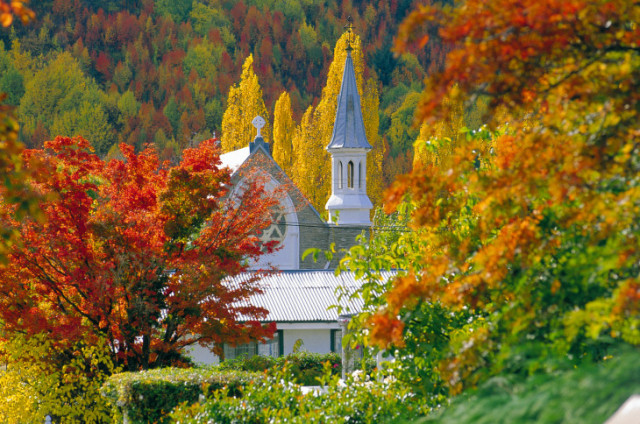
top-left (252, 116), bottom-right (266, 138)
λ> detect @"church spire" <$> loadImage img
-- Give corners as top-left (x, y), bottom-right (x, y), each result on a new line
top-left (326, 23), bottom-right (372, 150)
top-left (325, 20), bottom-right (373, 226)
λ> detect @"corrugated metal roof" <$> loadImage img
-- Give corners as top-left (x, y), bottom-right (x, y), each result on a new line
top-left (226, 270), bottom-right (397, 322)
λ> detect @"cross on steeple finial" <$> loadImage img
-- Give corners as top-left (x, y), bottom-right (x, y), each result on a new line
top-left (344, 16), bottom-right (354, 52)
top-left (252, 116), bottom-right (265, 140)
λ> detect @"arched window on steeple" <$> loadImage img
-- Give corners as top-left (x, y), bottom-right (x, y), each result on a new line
top-left (358, 161), bottom-right (362, 189)
top-left (338, 161), bottom-right (343, 189)
top-left (347, 161), bottom-right (354, 188)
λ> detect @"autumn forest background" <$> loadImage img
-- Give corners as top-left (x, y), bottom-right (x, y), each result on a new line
top-left (0, 0), bottom-right (460, 201)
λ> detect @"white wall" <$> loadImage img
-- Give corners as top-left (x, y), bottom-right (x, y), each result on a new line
top-left (187, 344), bottom-right (220, 366)
top-left (282, 329), bottom-right (333, 355)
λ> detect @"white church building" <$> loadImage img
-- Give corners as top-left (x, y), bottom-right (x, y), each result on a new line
top-left (190, 44), bottom-right (393, 364)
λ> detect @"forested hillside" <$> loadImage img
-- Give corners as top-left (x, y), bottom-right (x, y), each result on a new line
top-left (0, 0), bottom-right (451, 194)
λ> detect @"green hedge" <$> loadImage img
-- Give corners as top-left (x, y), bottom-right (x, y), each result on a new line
top-left (101, 367), bottom-right (260, 424)
top-left (171, 363), bottom-right (418, 423)
top-left (100, 352), bottom-right (377, 423)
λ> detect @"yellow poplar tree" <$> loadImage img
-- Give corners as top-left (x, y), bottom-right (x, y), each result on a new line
top-left (272, 91), bottom-right (294, 175)
top-left (291, 107), bottom-right (327, 208)
top-left (289, 100), bottom-right (330, 212)
top-left (362, 78), bottom-right (384, 207)
top-left (412, 123), bottom-right (435, 169)
top-left (221, 54), bottom-right (270, 152)
top-left (413, 92), bottom-right (465, 169)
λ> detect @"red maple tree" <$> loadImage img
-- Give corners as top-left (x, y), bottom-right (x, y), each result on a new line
top-left (0, 136), bottom-right (278, 369)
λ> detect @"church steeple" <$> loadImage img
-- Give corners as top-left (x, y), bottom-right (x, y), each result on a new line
top-left (326, 19), bottom-right (372, 151)
top-left (325, 21), bottom-right (373, 226)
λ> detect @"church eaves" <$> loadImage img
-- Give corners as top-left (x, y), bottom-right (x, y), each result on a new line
top-left (326, 51), bottom-right (372, 150)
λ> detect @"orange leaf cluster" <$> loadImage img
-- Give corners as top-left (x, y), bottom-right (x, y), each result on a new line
top-left (0, 0), bottom-right (34, 27)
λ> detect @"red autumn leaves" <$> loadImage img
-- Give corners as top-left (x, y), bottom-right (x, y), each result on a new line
top-left (0, 137), bottom-right (278, 369)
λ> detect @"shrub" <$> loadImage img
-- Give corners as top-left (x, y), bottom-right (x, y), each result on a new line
top-left (0, 334), bottom-right (116, 424)
top-left (101, 367), bottom-right (260, 424)
top-left (218, 353), bottom-right (277, 373)
top-left (219, 351), bottom-right (378, 385)
top-left (219, 351), bottom-right (345, 385)
top-left (279, 351), bottom-right (342, 385)
top-left (171, 362), bottom-right (420, 423)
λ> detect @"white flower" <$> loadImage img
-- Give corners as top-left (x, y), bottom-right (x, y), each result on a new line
top-left (383, 375), bottom-right (396, 385)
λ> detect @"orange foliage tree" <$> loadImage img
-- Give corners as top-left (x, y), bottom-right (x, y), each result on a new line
top-left (0, 137), bottom-right (278, 370)
top-left (371, 0), bottom-right (640, 392)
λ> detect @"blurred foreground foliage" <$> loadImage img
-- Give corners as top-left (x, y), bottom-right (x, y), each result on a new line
top-left (417, 345), bottom-right (640, 424)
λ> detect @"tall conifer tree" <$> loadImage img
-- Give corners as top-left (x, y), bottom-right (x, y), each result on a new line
top-left (221, 54), bottom-right (269, 152)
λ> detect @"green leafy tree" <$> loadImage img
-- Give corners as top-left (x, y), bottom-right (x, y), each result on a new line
top-left (334, 205), bottom-right (470, 402)
top-left (19, 51), bottom-right (113, 151)
top-left (155, 0), bottom-right (192, 22)
top-left (51, 101), bottom-right (115, 156)
top-left (387, 91), bottom-right (420, 158)
top-left (204, 98), bottom-right (223, 134)
top-left (0, 42), bottom-right (23, 106)
top-left (163, 96), bottom-right (181, 138)
top-left (117, 90), bottom-right (140, 121)
top-left (189, 2), bottom-right (232, 37)
top-left (0, 66), bottom-right (23, 106)
top-left (183, 38), bottom-right (224, 79)
top-left (112, 61), bottom-right (132, 92)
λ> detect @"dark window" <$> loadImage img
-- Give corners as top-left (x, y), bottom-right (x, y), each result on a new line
top-left (330, 329), bottom-right (342, 353)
